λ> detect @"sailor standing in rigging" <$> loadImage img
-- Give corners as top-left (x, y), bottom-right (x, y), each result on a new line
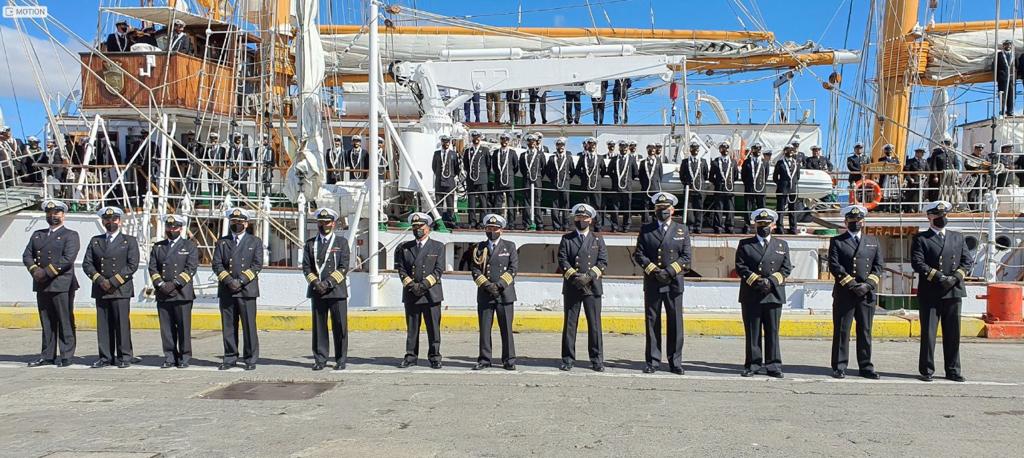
top-left (396, 213), bottom-right (446, 369)
top-left (607, 140), bottom-right (637, 232)
top-left (828, 205), bottom-right (883, 379)
top-left (23, 200), bottom-right (80, 368)
top-left (557, 204), bottom-right (608, 372)
top-left (735, 208), bottom-right (792, 378)
top-left (574, 137), bottom-right (605, 231)
top-left (150, 214), bottom-right (198, 368)
top-left (490, 132), bottom-right (518, 223)
top-left (213, 208), bottom-right (264, 371)
top-left (431, 134), bottom-right (460, 228)
top-left (325, 135), bottom-right (345, 184)
top-left (638, 143), bottom-right (664, 225)
top-left (257, 134), bottom-right (275, 196)
top-left (544, 137), bottom-right (574, 231)
top-left (302, 208), bottom-right (351, 371)
top-left (470, 214), bottom-right (518, 371)
top-left (633, 193), bottom-right (691, 374)
top-left (741, 143), bottom-right (769, 234)
top-left (911, 201), bottom-right (972, 382)
top-left (679, 140), bottom-right (709, 234)
top-left (709, 141), bottom-right (738, 234)
top-left (82, 206), bottom-right (140, 369)
top-left (463, 131), bottom-right (490, 229)
top-left (518, 134), bottom-right (545, 230)
top-left (773, 146), bottom-right (801, 234)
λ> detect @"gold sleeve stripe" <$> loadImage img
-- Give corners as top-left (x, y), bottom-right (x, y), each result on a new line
top-left (92, 273), bottom-right (103, 282)
top-left (424, 275), bottom-right (437, 287)
top-left (927, 269), bottom-right (938, 281)
top-left (838, 275), bottom-right (854, 287)
top-left (242, 270), bottom-right (256, 281)
top-left (563, 268), bottom-right (577, 280)
top-left (114, 274), bottom-right (126, 284)
top-left (178, 272), bottom-right (192, 283)
top-left (866, 274), bottom-right (880, 285)
top-left (28, 265), bottom-right (39, 272)
top-left (771, 272), bottom-right (785, 285)
top-left (644, 263), bottom-right (658, 274)
top-left (306, 273), bottom-right (318, 283)
top-left (668, 261), bottom-right (683, 275)
top-left (955, 269), bottom-right (967, 279)
top-left (590, 266), bottom-right (603, 278)
top-left (150, 273), bottom-right (162, 283)
top-left (47, 264), bottom-right (59, 276)
top-left (217, 271), bottom-right (230, 281)
top-left (402, 276), bottom-right (413, 286)
top-left (745, 273), bottom-right (760, 286)
top-left (330, 271), bottom-right (345, 283)
top-left (500, 272), bottom-right (514, 285)
top-left (474, 275), bottom-right (489, 287)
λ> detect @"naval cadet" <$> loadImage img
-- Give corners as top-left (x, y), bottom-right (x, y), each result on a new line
top-left (574, 138), bottom-right (605, 231)
top-left (463, 131), bottom-right (491, 228)
top-left (911, 200), bottom-right (972, 382)
top-left (679, 140), bottom-right (708, 234)
top-left (491, 132), bottom-right (519, 223)
top-left (396, 213), bottom-right (446, 369)
top-left (606, 139), bottom-right (636, 232)
top-left (82, 206), bottom-right (140, 368)
top-left (632, 192), bottom-right (691, 374)
top-left (149, 214), bottom-right (198, 368)
top-left (432, 134), bottom-right (461, 228)
top-left (470, 214), bottom-right (518, 371)
top-left (257, 134), bottom-right (275, 196)
top-left (544, 137), bottom-right (574, 231)
top-left (773, 146), bottom-right (801, 234)
top-left (325, 135), bottom-right (346, 184)
top-left (228, 133), bottom-right (252, 195)
top-left (518, 134), bottom-right (546, 230)
top-left (709, 141), bottom-right (739, 234)
top-left (302, 208), bottom-right (351, 371)
top-left (847, 142), bottom-right (867, 186)
top-left (557, 204), bottom-right (608, 372)
top-left (827, 205), bottom-right (883, 379)
top-left (735, 208), bottom-right (792, 378)
top-left (637, 144), bottom-right (663, 225)
top-left (23, 200), bottom-right (80, 367)
top-left (740, 143), bottom-right (769, 233)
top-left (213, 207), bottom-right (264, 371)
top-left (903, 147), bottom-right (928, 212)
top-left (347, 135), bottom-right (369, 181)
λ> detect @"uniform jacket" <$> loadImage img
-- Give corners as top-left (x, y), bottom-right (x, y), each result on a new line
top-left (773, 156), bottom-right (801, 194)
top-left (633, 220), bottom-right (692, 295)
top-left (710, 155), bottom-right (739, 192)
top-left (518, 148), bottom-right (546, 185)
top-left (679, 155), bottom-right (709, 193)
top-left (544, 152), bottom-right (574, 190)
top-left (462, 145), bottom-right (490, 186)
top-left (432, 148), bottom-right (461, 190)
top-left (302, 233), bottom-right (351, 300)
top-left (827, 232), bottom-right (883, 305)
top-left (741, 155), bottom-right (769, 194)
top-left (228, 144), bottom-right (252, 179)
top-left (82, 232), bottom-right (140, 299)
top-left (557, 230), bottom-right (608, 297)
top-left (879, 155), bottom-right (901, 188)
top-left (257, 145), bottom-right (275, 181)
top-left (574, 152), bottom-right (605, 191)
top-left (735, 236), bottom-right (792, 305)
top-left (490, 147), bottom-right (518, 190)
top-left (638, 156), bottom-right (663, 194)
top-left (911, 229), bottom-right (972, 301)
top-left (470, 238), bottom-right (519, 304)
top-left (22, 226), bottom-right (81, 293)
top-left (347, 147), bottom-right (369, 180)
top-left (606, 153), bottom-right (636, 192)
top-left (149, 237), bottom-right (199, 302)
top-left (326, 147), bottom-right (345, 180)
top-left (212, 233), bottom-right (264, 298)
top-left (105, 32), bottom-right (131, 52)
top-left (803, 155), bottom-right (833, 171)
top-left (396, 238), bottom-right (445, 305)
top-left (928, 150), bottom-right (959, 172)
top-left (904, 157), bottom-right (929, 187)
top-left (847, 154), bottom-right (867, 182)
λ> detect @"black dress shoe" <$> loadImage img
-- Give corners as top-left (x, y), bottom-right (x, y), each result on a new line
top-left (244, 363), bottom-right (256, 371)
top-left (740, 369), bottom-right (755, 377)
top-left (398, 360), bottom-right (415, 368)
top-left (832, 369), bottom-right (846, 379)
top-left (559, 362), bottom-right (573, 371)
top-left (117, 360), bottom-right (130, 368)
top-left (860, 370), bottom-right (880, 380)
top-left (91, 359), bottom-right (110, 368)
top-left (27, 358), bottom-right (53, 367)
top-left (312, 362), bottom-right (325, 371)
top-left (919, 374), bottom-right (933, 382)
top-left (945, 374), bottom-right (966, 382)
top-left (767, 371), bottom-right (784, 379)
top-left (503, 363), bottom-right (516, 371)
top-left (160, 361), bottom-right (175, 369)
top-left (178, 362), bottom-right (190, 369)
top-left (472, 362), bottom-right (491, 371)
top-left (130, 356), bottom-right (142, 364)
top-left (57, 359), bottom-right (72, 367)
top-left (430, 361), bottom-right (442, 369)
top-left (642, 365), bottom-right (657, 374)
top-left (670, 367), bottom-right (685, 375)
top-left (334, 362), bottom-right (346, 371)
top-left (218, 362), bottom-right (234, 371)
top-left (591, 363), bottom-right (605, 372)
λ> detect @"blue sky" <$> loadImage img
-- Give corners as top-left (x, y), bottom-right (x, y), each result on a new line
top-left (0, 0), bottom-right (1013, 159)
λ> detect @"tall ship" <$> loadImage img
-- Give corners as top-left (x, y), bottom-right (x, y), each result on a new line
top-left (1, 0), bottom-right (1022, 317)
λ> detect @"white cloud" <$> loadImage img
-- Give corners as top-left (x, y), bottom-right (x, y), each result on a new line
top-left (0, 25), bottom-right (84, 99)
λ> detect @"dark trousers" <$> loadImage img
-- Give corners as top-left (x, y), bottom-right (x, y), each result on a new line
top-left (641, 195), bottom-right (656, 224)
top-left (490, 187), bottom-right (514, 222)
top-left (999, 77), bottom-right (1014, 116)
top-left (404, 301), bottom-right (442, 363)
top-left (312, 298), bottom-right (348, 365)
top-left (463, 93), bottom-right (481, 123)
top-left (831, 301), bottom-right (875, 372)
top-left (36, 291), bottom-right (76, 361)
top-left (467, 182), bottom-right (488, 227)
top-left (609, 191), bottom-right (632, 231)
top-left (561, 293), bottom-right (603, 364)
top-left (686, 192), bottom-right (705, 231)
top-left (743, 193), bottom-right (766, 231)
top-left (96, 298), bottom-right (133, 362)
top-left (741, 302), bottom-right (782, 372)
top-left (565, 93), bottom-right (581, 124)
top-left (775, 193), bottom-right (798, 232)
top-left (157, 301), bottom-right (192, 364)
top-left (613, 92), bottom-right (628, 124)
top-left (435, 186), bottom-right (456, 226)
top-left (592, 99), bottom-right (606, 124)
top-left (712, 191), bottom-right (734, 231)
top-left (519, 183), bottom-right (541, 228)
top-left (581, 190), bottom-right (603, 230)
top-left (548, 188), bottom-right (570, 230)
top-left (477, 301), bottom-right (516, 365)
top-left (919, 298), bottom-right (962, 377)
top-left (528, 89), bottom-right (547, 124)
top-left (219, 297), bottom-right (259, 364)
top-left (644, 290), bottom-right (684, 369)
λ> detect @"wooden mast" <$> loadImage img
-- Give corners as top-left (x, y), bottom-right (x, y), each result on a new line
top-left (871, 0), bottom-right (920, 164)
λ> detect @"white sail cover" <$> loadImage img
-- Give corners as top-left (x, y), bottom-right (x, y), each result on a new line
top-left (925, 29), bottom-right (1024, 80)
top-left (928, 88), bottom-right (950, 146)
top-left (284, 0), bottom-right (327, 201)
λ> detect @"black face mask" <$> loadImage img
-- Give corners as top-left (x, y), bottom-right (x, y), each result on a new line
top-left (413, 227), bottom-right (427, 239)
top-left (46, 215), bottom-right (61, 226)
top-left (847, 221), bottom-right (862, 233)
top-left (486, 231), bottom-right (500, 241)
top-left (103, 222), bottom-right (119, 233)
top-left (165, 230), bottom-right (180, 240)
top-left (656, 209), bottom-right (672, 221)
top-left (231, 223), bottom-right (245, 234)
top-left (756, 226), bottom-right (771, 238)
top-left (932, 216), bottom-right (948, 228)
top-left (574, 220), bottom-right (590, 231)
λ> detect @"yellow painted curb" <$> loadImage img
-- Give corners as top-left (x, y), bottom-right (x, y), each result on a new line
top-left (0, 307), bottom-right (912, 338)
top-left (901, 316), bottom-right (987, 338)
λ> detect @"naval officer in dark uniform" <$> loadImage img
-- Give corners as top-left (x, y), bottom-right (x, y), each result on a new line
top-left (213, 207), bottom-right (264, 371)
top-left (462, 131), bottom-right (490, 229)
top-left (396, 212), bottom-right (446, 369)
top-left (23, 200), bottom-right (80, 367)
top-left (149, 214), bottom-right (198, 368)
top-left (82, 206), bottom-right (140, 368)
top-left (432, 135), bottom-right (460, 228)
top-left (911, 200), bottom-right (972, 382)
top-left (470, 214), bottom-right (518, 370)
top-left (302, 208), bottom-right (351, 371)
top-left (557, 203), bottom-right (608, 372)
top-left (679, 140), bottom-right (708, 234)
top-left (633, 192), bottom-right (691, 374)
top-left (827, 205), bottom-right (883, 379)
top-left (735, 208), bottom-right (792, 378)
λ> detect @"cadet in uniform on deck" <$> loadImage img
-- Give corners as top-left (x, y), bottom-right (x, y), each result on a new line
top-left (396, 213), bottom-right (446, 369)
top-left (903, 147), bottom-right (928, 212)
top-left (518, 134), bottom-right (546, 230)
top-left (735, 209), bottom-right (792, 378)
top-left (23, 200), bottom-right (80, 367)
top-left (491, 133), bottom-right (518, 223)
top-left (911, 200), bottom-right (972, 382)
top-left (827, 205), bottom-right (883, 379)
top-left (574, 138), bottom-right (605, 231)
top-left (633, 192), bottom-right (691, 374)
top-left (557, 204), bottom-right (608, 372)
top-left (544, 137), bottom-right (574, 231)
top-left (213, 208), bottom-right (264, 371)
top-left (149, 214), bottom-right (198, 368)
top-left (803, 145), bottom-right (833, 171)
top-left (470, 214), bottom-right (519, 371)
top-left (432, 135), bottom-right (460, 228)
top-left (740, 143), bottom-right (769, 233)
top-left (638, 144), bottom-right (663, 225)
top-left (847, 142), bottom-right (867, 186)
top-left (463, 131), bottom-right (490, 228)
top-left (774, 146), bottom-right (801, 234)
top-left (302, 208), bottom-right (351, 371)
top-left (82, 206), bottom-right (140, 368)
top-left (606, 139), bottom-right (636, 232)
top-left (347, 135), bottom-right (369, 181)
top-left (325, 135), bottom-right (345, 184)
top-left (257, 134), bottom-right (275, 196)
top-left (709, 141), bottom-right (739, 234)
top-left (679, 140), bottom-right (708, 234)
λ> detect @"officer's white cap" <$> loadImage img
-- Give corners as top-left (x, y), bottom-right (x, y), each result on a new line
top-left (499, 132), bottom-right (511, 140)
top-left (555, 137), bottom-right (566, 144)
top-left (439, 134), bottom-right (451, 141)
top-left (470, 130), bottom-right (481, 137)
top-left (751, 208), bottom-right (778, 224)
top-left (1001, 143), bottom-right (1013, 149)
top-left (606, 139), bottom-right (616, 145)
top-left (482, 213), bottom-right (507, 229)
top-left (571, 203), bottom-right (597, 218)
top-left (585, 137), bottom-right (597, 144)
top-left (629, 140), bottom-right (637, 146)
top-left (942, 134), bottom-right (953, 142)
top-left (1, 126), bottom-right (10, 132)
top-left (924, 200), bottom-right (952, 215)
top-left (313, 207), bottom-right (339, 221)
top-left (535, 132), bottom-right (544, 138)
top-left (883, 143), bottom-right (894, 150)
top-left (525, 134), bottom-right (537, 141)
top-left (173, 19), bottom-right (186, 27)
top-left (973, 143), bottom-right (985, 149)
top-left (655, 142), bottom-right (663, 147)
top-left (651, 192), bottom-right (678, 207)
top-left (408, 212), bottom-right (432, 226)
top-left (209, 132), bottom-right (220, 138)
top-left (853, 141), bottom-right (864, 148)
top-left (163, 214), bottom-right (187, 226)
top-left (27, 136), bottom-right (38, 142)
top-left (41, 199), bottom-right (68, 212)
top-left (689, 140), bottom-right (700, 147)
top-left (719, 141), bottom-right (731, 148)
top-left (618, 140), bottom-right (629, 146)
top-left (841, 205), bottom-right (868, 219)
top-left (225, 207), bottom-right (252, 220)
top-left (791, 139), bottom-right (801, 145)
top-left (810, 145), bottom-right (821, 150)
top-left (914, 147), bottom-right (927, 152)
top-left (751, 141), bottom-right (762, 148)
top-left (261, 133), bottom-right (269, 139)
top-left (377, 136), bottom-right (385, 143)
top-left (97, 206), bottom-right (124, 219)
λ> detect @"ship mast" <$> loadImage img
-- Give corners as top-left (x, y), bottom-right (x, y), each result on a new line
top-left (367, 0), bottom-right (381, 309)
top-left (871, 0), bottom-right (920, 164)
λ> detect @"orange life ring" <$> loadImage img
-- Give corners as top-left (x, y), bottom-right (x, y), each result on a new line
top-left (849, 179), bottom-right (882, 210)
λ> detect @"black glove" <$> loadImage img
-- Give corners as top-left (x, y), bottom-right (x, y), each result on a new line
top-left (654, 269), bottom-right (674, 285)
top-left (849, 283), bottom-right (871, 297)
top-left (756, 278), bottom-right (772, 294)
top-left (31, 268), bottom-right (48, 283)
top-left (939, 274), bottom-right (959, 290)
top-left (484, 282), bottom-right (501, 299)
top-left (414, 282), bottom-right (430, 297)
top-left (315, 280), bottom-right (332, 295)
top-left (406, 282), bottom-right (422, 296)
top-left (99, 278), bottom-right (114, 292)
top-left (227, 278), bottom-right (243, 292)
top-left (158, 281), bottom-right (178, 296)
top-left (572, 273), bottom-right (592, 289)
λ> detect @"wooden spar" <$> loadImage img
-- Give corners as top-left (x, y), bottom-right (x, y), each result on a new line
top-left (318, 24), bottom-right (774, 42)
top-left (926, 19), bottom-right (1024, 34)
top-left (871, 0), bottom-right (920, 165)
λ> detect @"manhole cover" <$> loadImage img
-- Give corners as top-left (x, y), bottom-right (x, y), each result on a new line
top-left (200, 382), bottom-right (337, 401)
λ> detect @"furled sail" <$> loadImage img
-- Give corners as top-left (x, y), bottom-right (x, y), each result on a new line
top-left (284, 0), bottom-right (327, 201)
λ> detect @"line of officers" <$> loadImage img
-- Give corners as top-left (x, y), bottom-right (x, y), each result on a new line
top-left (21, 196), bottom-right (970, 381)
